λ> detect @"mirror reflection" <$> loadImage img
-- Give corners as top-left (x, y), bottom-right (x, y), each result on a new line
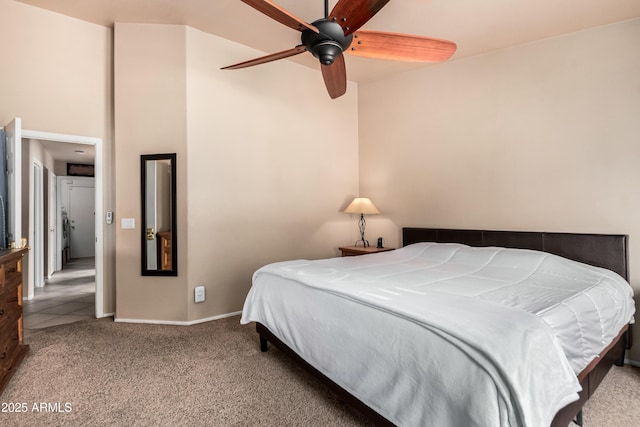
top-left (141, 153), bottom-right (177, 276)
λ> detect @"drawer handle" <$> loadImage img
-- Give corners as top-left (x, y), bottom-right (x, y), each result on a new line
top-left (0, 308), bottom-right (4, 315)
top-left (0, 352), bottom-right (6, 360)
top-left (7, 267), bottom-right (16, 273)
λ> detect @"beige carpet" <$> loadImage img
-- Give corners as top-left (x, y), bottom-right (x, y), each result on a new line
top-left (2, 317), bottom-right (638, 426)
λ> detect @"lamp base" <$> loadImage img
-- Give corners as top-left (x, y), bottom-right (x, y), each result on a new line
top-left (354, 213), bottom-right (370, 247)
top-left (354, 239), bottom-right (370, 248)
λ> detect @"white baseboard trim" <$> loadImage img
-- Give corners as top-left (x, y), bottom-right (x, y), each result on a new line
top-left (114, 311), bottom-right (242, 326)
top-left (98, 312), bottom-right (115, 319)
top-left (624, 358), bottom-right (640, 367)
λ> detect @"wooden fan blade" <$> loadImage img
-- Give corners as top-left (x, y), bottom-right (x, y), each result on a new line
top-left (321, 55), bottom-right (347, 99)
top-left (241, 0), bottom-right (319, 33)
top-left (221, 45), bottom-right (307, 70)
top-left (329, 0), bottom-right (390, 36)
top-left (347, 30), bottom-right (457, 62)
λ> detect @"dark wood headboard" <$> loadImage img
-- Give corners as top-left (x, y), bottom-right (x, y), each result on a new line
top-left (402, 228), bottom-right (629, 281)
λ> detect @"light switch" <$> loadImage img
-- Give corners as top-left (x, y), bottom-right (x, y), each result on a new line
top-left (121, 218), bottom-right (135, 229)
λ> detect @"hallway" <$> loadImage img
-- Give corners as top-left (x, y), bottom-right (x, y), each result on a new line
top-left (22, 257), bottom-right (95, 330)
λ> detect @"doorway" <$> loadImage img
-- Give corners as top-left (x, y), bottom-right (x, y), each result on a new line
top-left (3, 118), bottom-right (106, 318)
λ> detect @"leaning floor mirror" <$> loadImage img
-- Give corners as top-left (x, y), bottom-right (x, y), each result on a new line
top-left (141, 153), bottom-right (177, 276)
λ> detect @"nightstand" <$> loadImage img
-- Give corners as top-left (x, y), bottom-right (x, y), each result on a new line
top-left (339, 246), bottom-right (395, 257)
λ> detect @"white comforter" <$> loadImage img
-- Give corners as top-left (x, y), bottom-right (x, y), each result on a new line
top-left (241, 243), bottom-right (635, 427)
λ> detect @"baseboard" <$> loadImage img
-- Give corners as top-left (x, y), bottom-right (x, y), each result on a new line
top-left (624, 358), bottom-right (640, 367)
top-left (114, 311), bottom-right (242, 326)
top-left (98, 312), bottom-right (115, 319)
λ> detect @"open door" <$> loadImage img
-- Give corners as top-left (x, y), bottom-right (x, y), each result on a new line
top-left (33, 162), bottom-right (44, 287)
top-left (4, 118), bottom-right (22, 248)
top-left (48, 171), bottom-right (57, 278)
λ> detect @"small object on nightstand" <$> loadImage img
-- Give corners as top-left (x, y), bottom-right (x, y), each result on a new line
top-left (339, 246), bottom-right (395, 257)
top-left (377, 237), bottom-right (383, 248)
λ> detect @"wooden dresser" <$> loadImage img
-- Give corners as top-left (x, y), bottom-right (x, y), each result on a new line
top-left (0, 247), bottom-right (29, 395)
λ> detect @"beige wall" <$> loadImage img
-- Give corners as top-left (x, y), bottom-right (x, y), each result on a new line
top-left (114, 24), bottom-right (359, 322)
top-left (358, 18), bottom-right (640, 361)
top-left (185, 27), bottom-right (359, 322)
top-left (114, 24), bottom-right (189, 321)
top-left (0, 0), bottom-right (115, 314)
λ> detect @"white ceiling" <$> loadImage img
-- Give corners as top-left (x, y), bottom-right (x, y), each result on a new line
top-left (30, 139), bottom-right (96, 164)
top-left (16, 0), bottom-right (640, 82)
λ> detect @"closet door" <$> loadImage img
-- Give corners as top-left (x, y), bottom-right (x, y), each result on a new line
top-left (68, 183), bottom-right (95, 258)
top-left (48, 171), bottom-right (57, 277)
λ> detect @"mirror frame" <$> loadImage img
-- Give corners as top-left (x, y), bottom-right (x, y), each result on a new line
top-left (141, 153), bottom-right (177, 276)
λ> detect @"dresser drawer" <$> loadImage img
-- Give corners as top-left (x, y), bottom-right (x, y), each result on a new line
top-left (0, 290), bottom-right (20, 331)
top-left (1, 258), bottom-right (22, 287)
top-left (0, 320), bottom-right (20, 371)
top-left (0, 294), bottom-right (20, 335)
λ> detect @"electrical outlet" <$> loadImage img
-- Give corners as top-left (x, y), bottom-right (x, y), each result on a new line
top-left (195, 286), bottom-right (205, 303)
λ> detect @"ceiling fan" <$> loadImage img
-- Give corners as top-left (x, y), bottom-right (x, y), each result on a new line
top-left (221, 0), bottom-right (457, 99)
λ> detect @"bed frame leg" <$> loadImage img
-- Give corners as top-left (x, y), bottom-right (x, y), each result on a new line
top-left (260, 336), bottom-right (268, 352)
top-left (615, 329), bottom-right (630, 367)
top-left (615, 348), bottom-right (626, 366)
top-left (574, 409), bottom-right (583, 426)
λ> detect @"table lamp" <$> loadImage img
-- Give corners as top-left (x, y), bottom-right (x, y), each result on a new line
top-left (344, 197), bottom-right (380, 247)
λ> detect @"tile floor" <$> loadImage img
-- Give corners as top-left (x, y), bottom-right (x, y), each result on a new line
top-left (22, 257), bottom-right (96, 330)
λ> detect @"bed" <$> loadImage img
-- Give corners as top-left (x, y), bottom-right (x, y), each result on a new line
top-left (241, 228), bottom-right (635, 426)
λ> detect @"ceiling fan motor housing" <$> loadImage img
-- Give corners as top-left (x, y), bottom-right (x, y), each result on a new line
top-left (302, 19), bottom-right (353, 65)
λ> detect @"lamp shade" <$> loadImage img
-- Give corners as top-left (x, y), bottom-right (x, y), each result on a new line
top-left (344, 198), bottom-right (380, 215)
